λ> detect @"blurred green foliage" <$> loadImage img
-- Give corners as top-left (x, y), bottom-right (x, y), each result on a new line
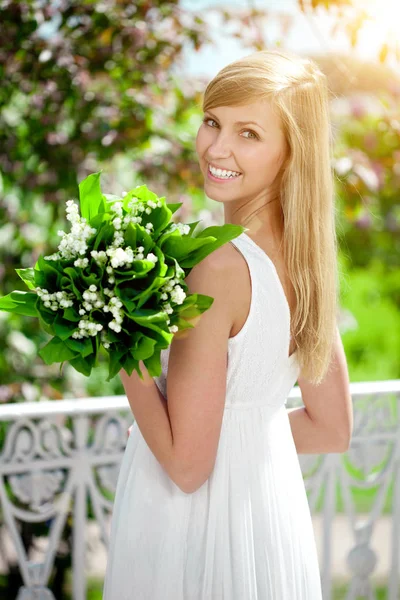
top-left (0, 0), bottom-right (399, 410)
top-left (0, 1), bottom-right (399, 597)
top-left (0, 0), bottom-right (211, 404)
top-left (333, 99), bottom-right (400, 380)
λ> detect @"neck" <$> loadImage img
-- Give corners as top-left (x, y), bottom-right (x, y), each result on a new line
top-left (224, 194), bottom-right (284, 246)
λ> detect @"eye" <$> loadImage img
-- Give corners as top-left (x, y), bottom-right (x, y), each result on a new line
top-left (202, 117), bottom-right (259, 140)
top-left (202, 117), bottom-right (217, 127)
top-left (242, 130), bottom-right (258, 140)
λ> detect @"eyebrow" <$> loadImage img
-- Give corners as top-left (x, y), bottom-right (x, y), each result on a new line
top-left (205, 111), bottom-right (266, 132)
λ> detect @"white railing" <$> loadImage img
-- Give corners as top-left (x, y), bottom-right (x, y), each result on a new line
top-left (0, 380), bottom-right (399, 600)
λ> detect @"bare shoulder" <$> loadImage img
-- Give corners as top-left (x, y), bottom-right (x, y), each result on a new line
top-left (184, 241), bottom-right (244, 291)
top-left (179, 241), bottom-right (246, 339)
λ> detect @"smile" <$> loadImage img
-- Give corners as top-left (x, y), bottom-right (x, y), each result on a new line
top-left (207, 164), bottom-right (242, 182)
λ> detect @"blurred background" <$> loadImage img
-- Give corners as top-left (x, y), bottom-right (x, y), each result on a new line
top-left (0, 1), bottom-right (399, 598)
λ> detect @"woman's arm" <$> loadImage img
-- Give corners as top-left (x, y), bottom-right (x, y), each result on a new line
top-left (288, 326), bottom-right (353, 454)
top-left (120, 364), bottom-right (175, 471)
top-left (121, 243), bottom-right (238, 494)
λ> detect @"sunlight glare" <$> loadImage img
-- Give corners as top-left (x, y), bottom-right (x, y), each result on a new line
top-left (361, 0), bottom-right (400, 40)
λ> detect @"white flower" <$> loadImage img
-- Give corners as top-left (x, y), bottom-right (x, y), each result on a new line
top-left (163, 302), bottom-right (173, 315)
top-left (76, 317), bottom-right (103, 337)
top-left (60, 299), bottom-right (72, 308)
top-left (51, 200), bottom-right (97, 260)
top-left (110, 298), bottom-right (123, 308)
top-left (89, 284), bottom-right (97, 292)
top-left (169, 222), bottom-right (190, 236)
top-left (107, 246), bottom-right (134, 268)
top-left (109, 321), bottom-right (122, 333)
top-left (170, 285), bottom-right (186, 305)
top-left (112, 201), bottom-right (123, 216)
top-left (112, 232), bottom-right (124, 246)
top-left (90, 250), bottom-right (107, 266)
top-left (74, 257), bottom-right (89, 268)
top-left (36, 287), bottom-right (75, 312)
top-left (146, 253), bottom-right (158, 264)
top-left (169, 325), bottom-right (179, 333)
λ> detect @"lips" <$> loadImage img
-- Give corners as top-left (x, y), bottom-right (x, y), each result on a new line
top-left (207, 164), bottom-right (242, 183)
top-left (208, 162), bottom-right (242, 176)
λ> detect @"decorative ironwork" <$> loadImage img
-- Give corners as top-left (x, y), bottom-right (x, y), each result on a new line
top-left (0, 382), bottom-right (399, 599)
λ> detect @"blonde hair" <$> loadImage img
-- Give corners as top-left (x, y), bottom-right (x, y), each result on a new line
top-left (202, 50), bottom-right (339, 385)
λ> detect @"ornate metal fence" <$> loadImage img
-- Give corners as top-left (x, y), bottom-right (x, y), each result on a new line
top-left (0, 380), bottom-right (399, 600)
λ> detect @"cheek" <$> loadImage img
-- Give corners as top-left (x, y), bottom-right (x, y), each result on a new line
top-left (247, 146), bottom-right (284, 181)
top-left (195, 126), bottom-right (209, 156)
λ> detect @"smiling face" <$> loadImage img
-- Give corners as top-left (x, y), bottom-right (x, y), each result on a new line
top-left (195, 100), bottom-right (288, 215)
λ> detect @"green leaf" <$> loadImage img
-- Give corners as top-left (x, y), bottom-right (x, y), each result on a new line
top-left (53, 313), bottom-right (76, 340)
top-left (64, 336), bottom-right (94, 357)
top-left (92, 222), bottom-right (115, 250)
top-left (127, 185), bottom-right (159, 204)
top-left (38, 315), bottom-right (55, 336)
top-left (165, 202), bottom-right (183, 215)
top-left (130, 334), bottom-right (156, 361)
top-left (69, 353), bottom-right (96, 377)
top-left (142, 347), bottom-right (162, 377)
top-left (63, 307), bottom-right (81, 322)
top-left (63, 268), bottom-right (83, 299)
top-left (180, 224), bottom-right (246, 268)
top-left (124, 222), bottom-right (137, 248)
top-left (38, 337), bottom-right (79, 365)
top-left (15, 268), bottom-right (36, 290)
top-left (107, 347), bottom-right (127, 381)
top-left (128, 307), bottom-right (170, 324)
top-left (124, 312), bottom-right (173, 344)
top-left (0, 291), bottom-right (39, 317)
top-left (37, 305), bottom-right (57, 327)
top-left (78, 171), bottom-right (104, 222)
top-left (35, 255), bottom-right (62, 285)
top-left (120, 353), bottom-right (140, 378)
top-left (176, 292), bottom-right (214, 319)
top-left (90, 208), bottom-right (110, 229)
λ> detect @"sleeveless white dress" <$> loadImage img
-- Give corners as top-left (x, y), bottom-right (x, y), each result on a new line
top-left (102, 232), bottom-right (323, 599)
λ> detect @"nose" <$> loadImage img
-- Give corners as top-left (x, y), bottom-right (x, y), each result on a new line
top-left (207, 131), bottom-right (232, 159)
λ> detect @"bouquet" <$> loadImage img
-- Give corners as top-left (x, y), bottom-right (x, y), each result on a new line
top-left (0, 172), bottom-right (244, 381)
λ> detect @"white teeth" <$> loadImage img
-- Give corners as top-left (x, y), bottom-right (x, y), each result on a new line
top-left (209, 165), bottom-right (241, 179)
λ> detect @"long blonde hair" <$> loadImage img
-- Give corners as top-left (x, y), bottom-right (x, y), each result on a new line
top-left (202, 50), bottom-right (339, 385)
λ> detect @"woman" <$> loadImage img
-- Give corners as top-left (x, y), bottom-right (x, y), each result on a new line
top-left (103, 49), bottom-right (352, 599)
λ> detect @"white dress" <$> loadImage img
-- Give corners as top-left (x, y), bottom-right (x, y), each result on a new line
top-left (102, 232), bottom-right (323, 600)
